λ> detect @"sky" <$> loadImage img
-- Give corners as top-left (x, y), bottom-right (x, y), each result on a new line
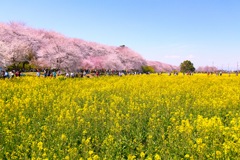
top-left (1, 0), bottom-right (240, 70)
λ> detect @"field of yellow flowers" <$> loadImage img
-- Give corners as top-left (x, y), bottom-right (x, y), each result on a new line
top-left (0, 74), bottom-right (240, 159)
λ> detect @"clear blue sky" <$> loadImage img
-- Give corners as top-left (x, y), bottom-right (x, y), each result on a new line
top-left (1, 0), bottom-right (240, 69)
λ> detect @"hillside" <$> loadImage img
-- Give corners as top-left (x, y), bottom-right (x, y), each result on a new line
top-left (0, 22), bottom-right (178, 72)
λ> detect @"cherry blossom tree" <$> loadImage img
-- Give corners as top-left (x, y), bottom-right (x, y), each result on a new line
top-left (0, 22), bottom-right (176, 72)
top-left (197, 66), bottom-right (218, 72)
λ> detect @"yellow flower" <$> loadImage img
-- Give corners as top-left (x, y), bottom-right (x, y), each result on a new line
top-left (89, 150), bottom-right (94, 155)
top-left (37, 142), bottom-right (43, 150)
top-left (42, 152), bottom-right (47, 158)
top-left (61, 134), bottom-right (68, 141)
top-left (128, 154), bottom-right (136, 160)
top-left (154, 154), bottom-right (161, 160)
top-left (93, 155), bottom-right (100, 160)
top-left (140, 152), bottom-right (145, 158)
top-left (184, 154), bottom-right (190, 158)
top-left (196, 138), bottom-right (202, 145)
top-left (215, 151), bottom-right (222, 159)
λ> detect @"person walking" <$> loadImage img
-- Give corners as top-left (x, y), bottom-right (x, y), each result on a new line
top-left (36, 69), bottom-right (41, 77)
top-left (52, 70), bottom-right (57, 78)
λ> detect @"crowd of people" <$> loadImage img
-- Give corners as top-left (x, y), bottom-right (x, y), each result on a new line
top-left (38, 69), bottom-right (140, 78)
top-left (0, 69), bottom-right (143, 79)
top-left (0, 70), bottom-right (22, 79)
top-left (1, 68), bottom-right (239, 79)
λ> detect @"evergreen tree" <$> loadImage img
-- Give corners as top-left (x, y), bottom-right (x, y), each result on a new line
top-left (180, 60), bottom-right (195, 73)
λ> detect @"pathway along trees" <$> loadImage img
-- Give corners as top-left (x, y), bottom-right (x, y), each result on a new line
top-left (180, 60), bottom-right (195, 73)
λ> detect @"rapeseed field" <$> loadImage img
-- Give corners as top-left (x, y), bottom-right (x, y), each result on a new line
top-left (0, 74), bottom-right (240, 159)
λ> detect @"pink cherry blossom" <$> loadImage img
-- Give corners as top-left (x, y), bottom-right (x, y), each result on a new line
top-left (0, 22), bottom-right (177, 71)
